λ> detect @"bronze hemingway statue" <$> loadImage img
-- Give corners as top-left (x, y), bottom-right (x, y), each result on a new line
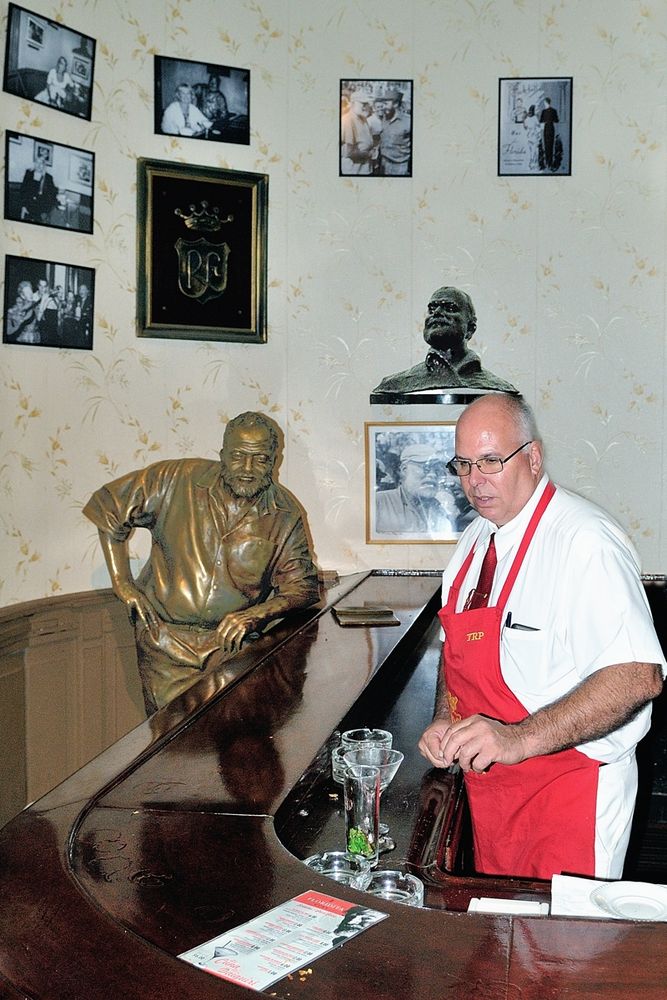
top-left (83, 411), bottom-right (320, 715)
top-left (372, 286), bottom-right (518, 396)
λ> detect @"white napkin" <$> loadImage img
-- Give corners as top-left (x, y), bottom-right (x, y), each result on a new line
top-left (468, 897), bottom-right (549, 916)
top-left (550, 874), bottom-right (613, 918)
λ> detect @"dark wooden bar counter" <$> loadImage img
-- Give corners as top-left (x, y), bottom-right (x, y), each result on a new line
top-left (1, 572), bottom-right (666, 1000)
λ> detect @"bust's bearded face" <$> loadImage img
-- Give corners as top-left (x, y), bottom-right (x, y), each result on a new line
top-left (423, 288), bottom-right (474, 355)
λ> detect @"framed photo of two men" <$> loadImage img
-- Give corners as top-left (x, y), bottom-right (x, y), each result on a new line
top-left (3, 3), bottom-right (96, 121)
top-left (365, 422), bottom-right (477, 544)
top-left (340, 79), bottom-right (413, 177)
top-left (498, 76), bottom-right (573, 177)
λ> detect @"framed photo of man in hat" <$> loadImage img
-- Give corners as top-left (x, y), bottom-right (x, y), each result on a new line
top-left (340, 79), bottom-right (413, 177)
top-left (365, 422), bottom-right (476, 543)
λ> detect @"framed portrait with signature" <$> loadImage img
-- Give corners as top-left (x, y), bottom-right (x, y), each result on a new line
top-left (498, 76), bottom-right (572, 177)
top-left (136, 158), bottom-right (268, 343)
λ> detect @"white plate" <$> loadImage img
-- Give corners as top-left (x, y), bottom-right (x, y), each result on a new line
top-left (589, 882), bottom-right (667, 921)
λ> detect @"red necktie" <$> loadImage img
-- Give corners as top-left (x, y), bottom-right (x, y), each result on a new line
top-left (467, 533), bottom-right (496, 610)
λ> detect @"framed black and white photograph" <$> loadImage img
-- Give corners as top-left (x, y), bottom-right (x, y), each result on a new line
top-left (3, 4), bottom-right (96, 120)
top-left (33, 139), bottom-right (52, 166)
top-left (70, 53), bottom-right (92, 85)
top-left (3, 254), bottom-right (95, 350)
top-left (26, 13), bottom-right (43, 48)
top-left (137, 158), bottom-right (268, 343)
top-left (154, 55), bottom-right (250, 145)
top-left (5, 131), bottom-right (94, 234)
top-left (498, 76), bottom-right (572, 176)
top-left (365, 422), bottom-right (476, 544)
top-left (340, 79), bottom-right (413, 177)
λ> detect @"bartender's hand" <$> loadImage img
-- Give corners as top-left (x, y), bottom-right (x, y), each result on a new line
top-left (419, 715), bottom-right (527, 773)
top-left (419, 719), bottom-right (455, 768)
top-left (215, 607), bottom-right (264, 655)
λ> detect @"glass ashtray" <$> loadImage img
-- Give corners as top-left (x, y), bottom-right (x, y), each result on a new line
top-left (303, 851), bottom-right (373, 889)
top-left (364, 870), bottom-right (424, 907)
top-left (331, 744), bottom-right (350, 784)
top-left (341, 728), bottom-right (393, 752)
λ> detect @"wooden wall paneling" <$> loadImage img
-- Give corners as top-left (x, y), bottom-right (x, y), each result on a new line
top-left (79, 605), bottom-right (106, 767)
top-left (0, 592), bottom-right (144, 822)
top-left (24, 610), bottom-right (81, 803)
top-left (0, 638), bottom-right (27, 827)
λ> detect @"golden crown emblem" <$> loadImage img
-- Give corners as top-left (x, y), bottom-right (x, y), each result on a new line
top-left (174, 201), bottom-right (233, 232)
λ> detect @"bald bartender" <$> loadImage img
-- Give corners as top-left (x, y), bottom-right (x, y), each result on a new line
top-left (419, 393), bottom-right (665, 880)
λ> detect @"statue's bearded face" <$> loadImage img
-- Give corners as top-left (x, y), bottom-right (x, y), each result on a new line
top-left (220, 426), bottom-right (275, 499)
top-left (423, 287), bottom-right (475, 355)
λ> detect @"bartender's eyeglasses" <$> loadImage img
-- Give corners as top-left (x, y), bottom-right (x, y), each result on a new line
top-left (446, 441), bottom-right (533, 478)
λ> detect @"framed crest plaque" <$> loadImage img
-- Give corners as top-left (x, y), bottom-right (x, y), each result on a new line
top-left (136, 158), bottom-right (268, 342)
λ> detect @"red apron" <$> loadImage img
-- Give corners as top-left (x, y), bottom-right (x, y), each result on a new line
top-left (439, 481), bottom-right (600, 880)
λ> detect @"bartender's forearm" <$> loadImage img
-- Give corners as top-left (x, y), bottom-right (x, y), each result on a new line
top-left (433, 666), bottom-right (450, 720)
top-left (435, 660), bottom-right (663, 773)
top-left (515, 660), bottom-right (663, 759)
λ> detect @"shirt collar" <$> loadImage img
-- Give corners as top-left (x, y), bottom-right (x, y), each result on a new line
top-left (476, 473), bottom-right (550, 555)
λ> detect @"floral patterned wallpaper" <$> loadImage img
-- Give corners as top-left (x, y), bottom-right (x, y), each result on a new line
top-left (1, 0), bottom-right (665, 606)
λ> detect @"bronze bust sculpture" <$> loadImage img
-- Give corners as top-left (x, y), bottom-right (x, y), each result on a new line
top-left (372, 286), bottom-right (518, 398)
top-left (83, 411), bottom-right (320, 715)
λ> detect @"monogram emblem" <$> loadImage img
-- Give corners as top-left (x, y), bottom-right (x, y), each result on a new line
top-left (175, 237), bottom-right (230, 304)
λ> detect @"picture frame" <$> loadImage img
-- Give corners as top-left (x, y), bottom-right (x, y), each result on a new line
top-left (5, 130), bottom-right (95, 235)
top-left (69, 151), bottom-right (92, 186)
top-left (498, 76), bottom-right (572, 177)
top-left (154, 55), bottom-right (250, 145)
top-left (3, 3), bottom-right (96, 121)
top-left (3, 253), bottom-right (95, 350)
top-left (340, 79), bottom-right (413, 177)
top-left (34, 139), bottom-right (52, 166)
top-left (71, 55), bottom-right (92, 85)
top-left (365, 422), bottom-right (476, 544)
top-left (136, 158), bottom-right (268, 343)
top-left (25, 13), bottom-right (43, 49)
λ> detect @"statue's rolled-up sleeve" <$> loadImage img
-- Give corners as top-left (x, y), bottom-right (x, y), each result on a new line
top-left (82, 465), bottom-right (163, 542)
top-left (271, 516), bottom-right (320, 606)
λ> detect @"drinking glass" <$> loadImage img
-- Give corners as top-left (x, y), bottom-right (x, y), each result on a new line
top-left (343, 747), bottom-right (404, 853)
top-left (365, 870), bottom-right (424, 907)
top-left (332, 728), bottom-right (392, 784)
top-left (343, 764), bottom-right (381, 867)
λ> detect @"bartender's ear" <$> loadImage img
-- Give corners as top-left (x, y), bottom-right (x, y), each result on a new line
top-left (528, 441), bottom-right (544, 475)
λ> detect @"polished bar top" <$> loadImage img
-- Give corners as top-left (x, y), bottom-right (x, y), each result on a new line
top-left (1, 572), bottom-right (666, 1000)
